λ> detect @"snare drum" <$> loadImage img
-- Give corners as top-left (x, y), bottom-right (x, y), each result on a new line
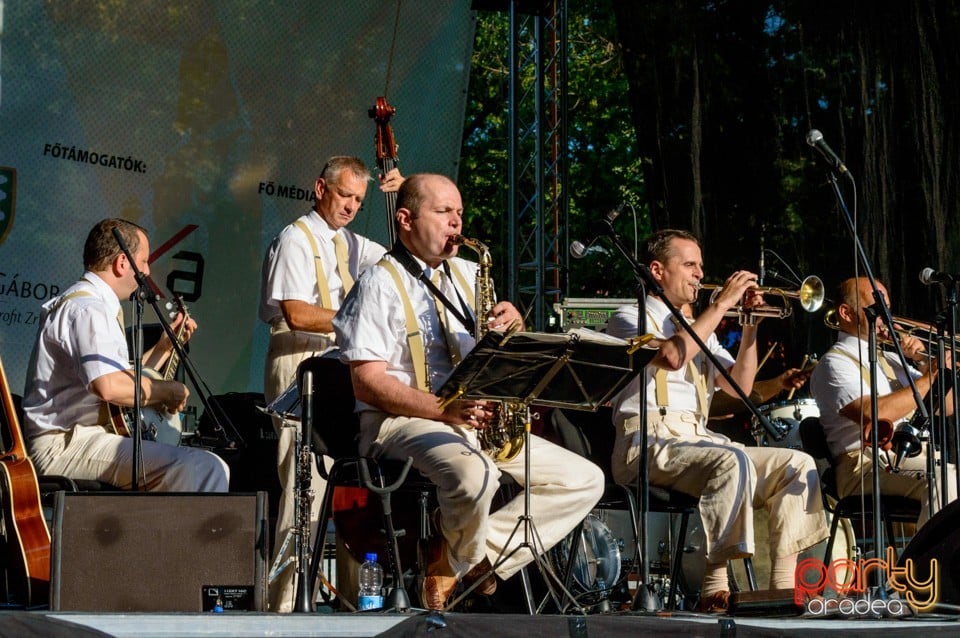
top-left (751, 398), bottom-right (820, 449)
top-left (564, 509), bottom-right (699, 600)
top-left (552, 513), bottom-right (621, 592)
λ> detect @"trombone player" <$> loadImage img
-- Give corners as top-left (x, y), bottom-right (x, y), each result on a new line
top-left (810, 276), bottom-right (957, 526)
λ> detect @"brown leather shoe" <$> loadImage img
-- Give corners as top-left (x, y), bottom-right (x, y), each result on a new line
top-left (463, 557), bottom-right (497, 596)
top-left (421, 533), bottom-right (458, 610)
top-left (697, 590), bottom-right (730, 613)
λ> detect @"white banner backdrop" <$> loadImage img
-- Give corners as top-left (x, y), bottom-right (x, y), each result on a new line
top-left (0, 1), bottom-right (475, 409)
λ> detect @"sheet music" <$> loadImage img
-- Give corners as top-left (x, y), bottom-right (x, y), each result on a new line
top-left (435, 329), bottom-right (653, 411)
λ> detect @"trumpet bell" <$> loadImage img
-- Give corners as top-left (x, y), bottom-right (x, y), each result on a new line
top-left (701, 274), bottom-right (824, 325)
top-left (798, 275), bottom-right (825, 313)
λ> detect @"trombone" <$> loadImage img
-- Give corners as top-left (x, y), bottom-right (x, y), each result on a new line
top-left (823, 308), bottom-right (939, 350)
top-left (697, 275), bottom-right (825, 326)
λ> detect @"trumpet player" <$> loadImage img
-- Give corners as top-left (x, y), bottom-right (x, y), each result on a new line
top-left (607, 229), bottom-right (827, 613)
top-left (810, 276), bottom-right (957, 526)
top-left (333, 174), bottom-right (603, 610)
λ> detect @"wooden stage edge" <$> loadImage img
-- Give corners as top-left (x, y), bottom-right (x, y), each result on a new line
top-left (0, 609), bottom-right (953, 638)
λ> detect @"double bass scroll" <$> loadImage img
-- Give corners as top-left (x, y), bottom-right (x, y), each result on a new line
top-left (369, 96), bottom-right (399, 247)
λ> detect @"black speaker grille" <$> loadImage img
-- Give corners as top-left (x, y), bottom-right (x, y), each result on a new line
top-left (50, 492), bottom-right (267, 612)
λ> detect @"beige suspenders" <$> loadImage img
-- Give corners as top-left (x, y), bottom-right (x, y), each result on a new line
top-left (57, 287), bottom-right (122, 424)
top-left (448, 263), bottom-right (475, 315)
top-left (377, 259), bottom-right (475, 393)
top-left (294, 220), bottom-right (334, 309)
top-left (829, 345), bottom-right (914, 423)
top-left (648, 311), bottom-right (709, 416)
top-left (830, 346), bottom-right (902, 389)
top-left (379, 260), bottom-right (429, 392)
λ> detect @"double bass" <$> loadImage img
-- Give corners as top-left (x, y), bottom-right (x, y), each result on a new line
top-left (369, 97), bottom-right (399, 247)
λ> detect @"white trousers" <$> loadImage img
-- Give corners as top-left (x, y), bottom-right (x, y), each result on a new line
top-left (359, 411), bottom-right (605, 580)
top-left (835, 449), bottom-right (957, 527)
top-left (613, 413), bottom-right (828, 564)
top-left (29, 424), bottom-right (229, 492)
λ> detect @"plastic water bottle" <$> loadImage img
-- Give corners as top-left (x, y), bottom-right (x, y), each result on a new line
top-left (358, 552), bottom-right (384, 610)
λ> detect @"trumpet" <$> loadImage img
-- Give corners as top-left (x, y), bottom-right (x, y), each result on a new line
top-left (697, 275), bottom-right (825, 326)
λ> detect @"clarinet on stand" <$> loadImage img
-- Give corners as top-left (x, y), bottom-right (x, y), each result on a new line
top-left (294, 370), bottom-right (316, 612)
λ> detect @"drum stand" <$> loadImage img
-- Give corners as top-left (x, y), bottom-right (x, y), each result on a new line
top-left (435, 330), bottom-right (646, 614)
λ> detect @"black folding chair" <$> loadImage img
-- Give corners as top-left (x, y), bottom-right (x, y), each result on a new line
top-left (798, 416), bottom-right (921, 564)
top-left (549, 407), bottom-right (751, 609)
top-left (299, 354), bottom-right (526, 612)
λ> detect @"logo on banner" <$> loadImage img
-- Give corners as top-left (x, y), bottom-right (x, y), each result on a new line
top-left (0, 167), bottom-right (15, 247)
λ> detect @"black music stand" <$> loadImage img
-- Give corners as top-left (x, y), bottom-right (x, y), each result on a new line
top-left (435, 328), bottom-right (655, 612)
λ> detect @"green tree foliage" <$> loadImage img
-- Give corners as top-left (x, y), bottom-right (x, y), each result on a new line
top-left (613, 0), bottom-right (960, 361)
top-left (463, 1), bottom-right (960, 369)
top-left (460, 2), bottom-right (649, 300)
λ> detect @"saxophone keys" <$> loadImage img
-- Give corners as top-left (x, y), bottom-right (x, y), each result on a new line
top-left (437, 387), bottom-right (466, 410)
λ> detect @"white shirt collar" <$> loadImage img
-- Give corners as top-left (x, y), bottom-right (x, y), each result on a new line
top-left (307, 210), bottom-right (339, 242)
top-left (80, 271), bottom-right (122, 312)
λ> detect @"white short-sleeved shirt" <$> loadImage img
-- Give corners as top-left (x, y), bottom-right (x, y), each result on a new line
top-left (607, 296), bottom-right (735, 428)
top-left (810, 331), bottom-right (921, 458)
top-left (333, 253), bottom-right (478, 411)
top-left (22, 273), bottom-right (130, 437)
top-left (258, 210), bottom-right (386, 324)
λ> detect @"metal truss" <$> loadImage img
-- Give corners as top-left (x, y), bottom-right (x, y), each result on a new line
top-left (501, 0), bottom-right (568, 331)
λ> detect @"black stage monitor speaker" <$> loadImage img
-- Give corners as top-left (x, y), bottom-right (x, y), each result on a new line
top-left (50, 491), bottom-right (268, 612)
top-left (897, 498), bottom-right (960, 611)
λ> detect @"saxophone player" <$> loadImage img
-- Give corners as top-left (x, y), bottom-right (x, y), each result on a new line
top-left (333, 173), bottom-right (604, 610)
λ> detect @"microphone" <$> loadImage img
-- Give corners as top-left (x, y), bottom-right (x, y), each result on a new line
top-left (919, 267), bottom-right (958, 285)
top-left (112, 227), bottom-right (131, 256)
top-left (891, 415), bottom-right (925, 473)
top-left (763, 267), bottom-right (798, 287)
top-left (805, 129), bottom-right (848, 174)
top-left (758, 228), bottom-right (766, 286)
top-left (569, 202), bottom-right (627, 259)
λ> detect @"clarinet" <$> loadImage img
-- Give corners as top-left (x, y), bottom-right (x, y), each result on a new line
top-left (294, 370), bottom-right (316, 612)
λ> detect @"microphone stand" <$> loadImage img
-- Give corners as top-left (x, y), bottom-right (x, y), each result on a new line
top-left (948, 285), bottom-right (960, 499)
top-left (129, 282), bottom-right (148, 490)
top-left (932, 326), bottom-right (948, 515)
top-left (633, 266), bottom-right (656, 611)
top-left (821, 170), bottom-right (930, 575)
top-left (933, 305), bottom-right (959, 509)
top-left (591, 218), bottom-right (782, 611)
top-left (112, 229), bottom-right (154, 490)
top-left (111, 231), bottom-right (244, 463)
top-left (934, 283), bottom-right (960, 500)
top-left (145, 299), bottom-right (245, 451)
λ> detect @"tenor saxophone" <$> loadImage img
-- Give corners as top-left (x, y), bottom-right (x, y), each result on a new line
top-left (451, 234), bottom-right (525, 462)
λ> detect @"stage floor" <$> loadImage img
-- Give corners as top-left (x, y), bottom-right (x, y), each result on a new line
top-left (1, 610), bottom-right (953, 638)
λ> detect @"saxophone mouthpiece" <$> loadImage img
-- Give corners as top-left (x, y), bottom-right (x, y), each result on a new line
top-left (450, 234), bottom-right (466, 246)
